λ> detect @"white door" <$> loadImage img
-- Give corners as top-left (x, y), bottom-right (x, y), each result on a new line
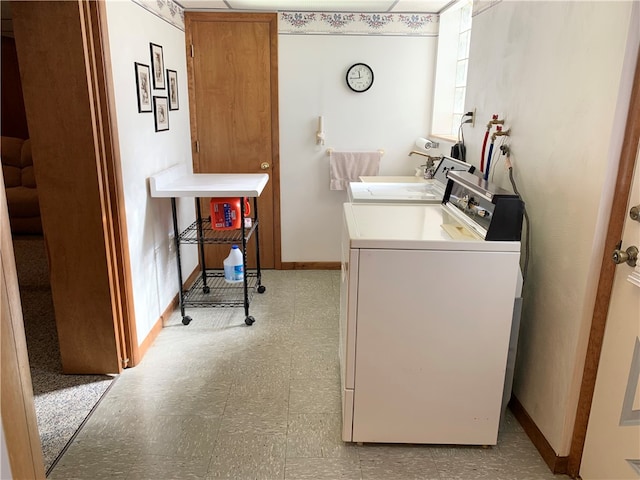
top-left (580, 147), bottom-right (640, 479)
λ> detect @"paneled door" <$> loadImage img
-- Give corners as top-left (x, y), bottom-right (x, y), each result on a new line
top-left (580, 146), bottom-right (640, 479)
top-left (186, 12), bottom-right (280, 269)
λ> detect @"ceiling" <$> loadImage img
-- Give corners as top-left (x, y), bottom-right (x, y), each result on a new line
top-left (177, 0), bottom-right (453, 13)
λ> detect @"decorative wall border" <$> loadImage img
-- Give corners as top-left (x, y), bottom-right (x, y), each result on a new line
top-left (131, 0), bottom-right (185, 31)
top-left (278, 12), bottom-right (438, 36)
top-left (472, 0), bottom-right (503, 17)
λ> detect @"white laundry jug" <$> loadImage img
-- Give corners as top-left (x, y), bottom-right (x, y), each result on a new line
top-left (223, 245), bottom-right (244, 283)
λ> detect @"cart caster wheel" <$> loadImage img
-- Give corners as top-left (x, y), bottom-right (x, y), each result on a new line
top-left (257, 285), bottom-right (266, 294)
top-left (245, 316), bottom-right (255, 326)
top-left (182, 316), bottom-right (192, 325)
top-left (202, 286), bottom-right (210, 294)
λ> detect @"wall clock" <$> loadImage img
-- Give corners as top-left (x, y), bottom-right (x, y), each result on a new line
top-left (346, 63), bottom-right (374, 93)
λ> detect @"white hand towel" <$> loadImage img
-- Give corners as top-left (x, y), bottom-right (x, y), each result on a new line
top-left (329, 151), bottom-right (381, 190)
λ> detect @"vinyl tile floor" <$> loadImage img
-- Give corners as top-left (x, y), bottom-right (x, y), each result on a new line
top-left (49, 270), bottom-right (562, 480)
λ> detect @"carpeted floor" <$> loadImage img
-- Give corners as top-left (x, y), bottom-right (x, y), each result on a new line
top-left (12, 235), bottom-right (115, 474)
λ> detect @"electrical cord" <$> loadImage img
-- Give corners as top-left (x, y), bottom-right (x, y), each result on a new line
top-left (458, 120), bottom-right (464, 144)
top-left (457, 116), bottom-right (472, 162)
top-left (490, 136), bottom-right (509, 182)
top-left (507, 163), bottom-right (530, 283)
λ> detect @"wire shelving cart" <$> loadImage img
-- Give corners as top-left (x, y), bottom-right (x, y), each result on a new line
top-left (149, 164), bottom-right (268, 326)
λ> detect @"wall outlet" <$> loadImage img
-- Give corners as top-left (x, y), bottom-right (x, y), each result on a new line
top-left (463, 108), bottom-right (476, 127)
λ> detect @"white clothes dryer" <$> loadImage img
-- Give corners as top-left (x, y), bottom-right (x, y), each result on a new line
top-left (339, 171), bottom-right (524, 445)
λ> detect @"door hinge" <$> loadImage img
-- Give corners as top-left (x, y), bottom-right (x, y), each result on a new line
top-left (196, 140), bottom-right (200, 153)
top-left (190, 44), bottom-right (194, 57)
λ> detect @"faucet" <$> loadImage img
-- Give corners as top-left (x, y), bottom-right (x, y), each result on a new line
top-left (409, 151), bottom-right (441, 179)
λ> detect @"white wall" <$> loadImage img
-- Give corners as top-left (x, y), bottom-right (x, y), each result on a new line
top-left (463, 1), bottom-right (637, 454)
top-left (279, 34), bottom-right (439, 261)
top-left (105, 1), bottom-right (197, 343)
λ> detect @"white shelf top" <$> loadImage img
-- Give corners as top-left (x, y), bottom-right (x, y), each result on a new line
top-left (149, 163), bottom-right (269, 198)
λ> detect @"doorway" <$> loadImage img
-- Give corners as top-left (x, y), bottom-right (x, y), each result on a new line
top-left (5, 0), bottom-right (134, 472)
top-left (185, 12), bottom-right (281, 270)
top-left (1, 26), bottom-right (112, 475)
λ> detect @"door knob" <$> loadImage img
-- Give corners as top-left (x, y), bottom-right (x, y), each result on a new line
top-left (260, 162), bottom-right (270, 170)
top-left (630, 205), bottom-right (640, 222)
top-left (612, 245), bottom-right (638, 267)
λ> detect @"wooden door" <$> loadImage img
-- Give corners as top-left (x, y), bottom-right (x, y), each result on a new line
top-left (186, 12), bottom-right (280, 270)
top-left (1, 176), bottom-right (46, 479)
top-left (11, 1), bottom-right (134, 373)
top-left (580, 149), bottom-right (640, 479)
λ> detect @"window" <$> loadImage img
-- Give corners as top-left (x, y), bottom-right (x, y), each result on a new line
top-left (431, 0), bottom-right (473, 138)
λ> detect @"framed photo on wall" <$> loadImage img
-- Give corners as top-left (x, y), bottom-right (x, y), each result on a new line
top-left (167, 69), bottom-right (179, 110)
top-left (153, 96), bottom-right (169, 132)
top-left (150, 43), bottom-right (165, 89)
top-left (134, 62), bottom-right (152, 113)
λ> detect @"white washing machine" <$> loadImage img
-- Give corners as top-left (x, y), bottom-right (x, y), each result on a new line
top-left (347, 156), bottom-right (474, 204)
top-left (339, 171), bottom-right (523, 445)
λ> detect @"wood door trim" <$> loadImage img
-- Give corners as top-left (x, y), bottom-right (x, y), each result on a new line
top-left (185, 12), bottom-right (277, 23)
top-left (1, 181), bottom-right (46, 479)
top-left (567, 43), bottom-right (640, 477)
top-left (267, 13), bottom-right (282, 269)
top-left (89, 0), bottom-right (138, 367)
top-left (185, 12), bottom-right (281, 269)
top-left (185, 13), bottom-right (199, 173)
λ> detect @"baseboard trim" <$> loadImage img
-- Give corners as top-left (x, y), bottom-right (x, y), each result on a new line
top-left (136, 315), bottom-right (162, 362)
top-left (280, 262), bottom-right (340, 270)
top-left (159, 293), bottom-right (179, 329)
top-left (134, 267), bottom-right (200, 363)
top-left (509, 396), bottom-right (569, 474)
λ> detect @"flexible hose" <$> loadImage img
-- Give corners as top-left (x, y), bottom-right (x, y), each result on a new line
top-left (484, 142), bottom-right (495, 180)
top-left (508, 166), bottom-right (530, 283)
top-left (480, 129), bottom-right (489, 172)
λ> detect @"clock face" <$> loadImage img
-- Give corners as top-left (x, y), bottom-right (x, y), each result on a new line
top-left (346, 63), bottom-right (374, 93)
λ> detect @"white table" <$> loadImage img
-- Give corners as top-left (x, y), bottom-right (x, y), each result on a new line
top-left (149, 163), bottom-right (268, 198)
top-left (149, 164), bottom-right (269, 325)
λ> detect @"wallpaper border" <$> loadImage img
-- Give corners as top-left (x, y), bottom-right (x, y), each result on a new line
top-left (278, 12), bottom-right (439, 36)
top-left (131, 0), bottom-right (185, 31)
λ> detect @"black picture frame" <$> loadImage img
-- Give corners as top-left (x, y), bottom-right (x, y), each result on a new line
top-left (134, 62), bottom-right (152, 113)
top-left (150, 43), bottom-right (165, 90)
top-left (153, 96), bottom-right (169, 132)
top-left (167, 69), bottom-right (179, 110)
